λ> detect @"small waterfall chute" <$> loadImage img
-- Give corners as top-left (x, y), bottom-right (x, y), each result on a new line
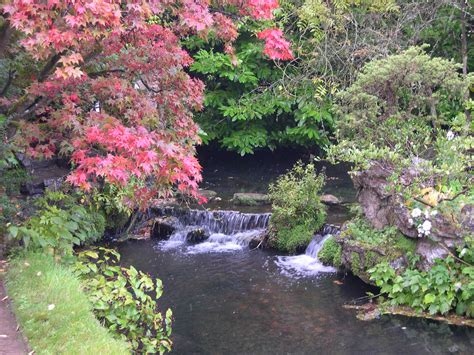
top-left (275, 233), bottom-right (337, 278)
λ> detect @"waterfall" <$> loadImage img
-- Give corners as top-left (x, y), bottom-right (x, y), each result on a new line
top-left (154, 207), bottom-right (271, 234)
top-left (153, 207), bottom-right (269, 253)
top-left (275, 230), bottom-right (338, 278)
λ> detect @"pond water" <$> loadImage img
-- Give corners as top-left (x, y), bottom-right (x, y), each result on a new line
top-left (116, 149), bottom-right (473, 354)
top-left (117, 239), bottom-right (474, 354)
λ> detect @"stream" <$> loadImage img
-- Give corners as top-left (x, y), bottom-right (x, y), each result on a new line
top-left (116, 150), bottom-right (474, 354)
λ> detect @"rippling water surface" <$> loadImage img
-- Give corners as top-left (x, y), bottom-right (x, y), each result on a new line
top-left (117, 240), bottom-right (474, 354)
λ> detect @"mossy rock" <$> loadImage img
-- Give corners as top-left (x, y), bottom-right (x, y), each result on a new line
top-left (324, 217), bottom-right (417, 284)
top-left (232, 193), bottom-right (270, 206)
top-left (318, 236), bottom-right (342, 267)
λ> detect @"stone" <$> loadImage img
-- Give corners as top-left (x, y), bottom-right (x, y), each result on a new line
top-left (415, 239), bottom-right (449, 271)
top-left (44, 177), bottom-right (64, 192)
top-left (320, 194), bottom-right (342, 205)
top-left (186, 228), bottom-right (209, 243)
top-left (151, 216), bottom-right (180, 240)
top-left (248, 231), bottom-right (268, 249)
top-left (199, 189), bottom-right (218, 201)
top-left (231, 193), bottom-right (270, 206)
top-left (350, 159), bottom-right (471, 269)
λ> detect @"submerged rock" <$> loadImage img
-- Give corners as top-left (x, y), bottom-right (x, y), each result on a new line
top-left (320, 194), bottom-right (342, 205)
top-left (151, 216), bottom-right (180, 240)
top-left (232, 193), bottom-right (270, 206)
top-left (186, 228), bottom-right (210, 243)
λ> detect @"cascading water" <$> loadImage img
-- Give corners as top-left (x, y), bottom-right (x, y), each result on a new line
top-left (154, 208), bottom-right (270, 253)
top-left (275, 230), bottom-right (338, 278)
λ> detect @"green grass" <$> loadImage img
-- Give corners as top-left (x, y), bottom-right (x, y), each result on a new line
top-left (6, 252), bottom-right (129, 355)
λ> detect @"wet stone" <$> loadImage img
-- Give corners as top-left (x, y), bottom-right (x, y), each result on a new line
top-left (186, 228), bottom-right (210, 243)
top-left (151, 216), bottom-right (181, 240)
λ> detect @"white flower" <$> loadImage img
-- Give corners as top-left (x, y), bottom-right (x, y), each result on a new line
top-left (424, 210), bottom-right (430, 219)
top-left (422, 220), bottom-right (432, 232)
top-left (48, 304), bottom-right (55, 311)
top-left (408, 218), bottom-right (414, 225)
top-left (430, 210), bottom-right (438, 216)
top-left (446, 130), bottom-right (455, 141)
top-left (411, 208), bottom-right (422, 218)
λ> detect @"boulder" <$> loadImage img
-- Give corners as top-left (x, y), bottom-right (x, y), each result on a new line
top-left (248, 230), bottom-right (269, 249)
top-left (351, 160), bottom-right (419, 237)
top-left (186, 228), bottom-right (209, 243)
top-left (351, 159), bottom-right (471, 269)
top-left (151, 216), bottom-right (180, 240)
top-left (320, 194), bottom-right (342, 205)
top-left (232, 193), bottom-right (270, 206)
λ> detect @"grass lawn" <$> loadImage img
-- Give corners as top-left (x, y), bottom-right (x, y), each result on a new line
top-left (6, 252), bottom-right (129, 354)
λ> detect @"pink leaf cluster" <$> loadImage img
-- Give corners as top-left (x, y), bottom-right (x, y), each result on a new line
top-left (257, 28), bottom-right (294, 60)
top-left (2, 0), bottom-right (292, 208)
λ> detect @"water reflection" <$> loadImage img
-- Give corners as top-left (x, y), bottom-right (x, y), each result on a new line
top-left (116, 240), bottom-right (474, 354)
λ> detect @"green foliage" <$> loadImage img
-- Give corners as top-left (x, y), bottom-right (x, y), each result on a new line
top-left (91, 183), bottom-right (134, 230)
top-left (268, 162), bottom-right (326, 252)
top-left (329, 47), bottom-right (473, 229)
top-left (189, 34), bottom-right (334, 155)
top-left (0, 167), bottom-right (29, 195)
top-left (369, 240), bottom-right (474, 317)
top-left (317, 236), bottom-right (342, 267)
top-left (6, 252), bottom-right (129, 354)
top-left (8, 192), bottom-right (105, 257)
top-left (75, 248), bottom-right (173, 354)
top-left (330, 46), bottom-right (471, 166)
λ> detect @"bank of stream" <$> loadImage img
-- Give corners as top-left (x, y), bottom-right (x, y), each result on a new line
top-left (115, 150), bottom-right (473, 354)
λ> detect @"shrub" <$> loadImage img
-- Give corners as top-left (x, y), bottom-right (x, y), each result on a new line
top-left (74, 248), bottom-right (173, 354)
top-left (268, 162), bottom-right (326, 252)
top-left (341, 217), bottom-right (416, 254)
top-left (8, 192), bottom-right (105, 257)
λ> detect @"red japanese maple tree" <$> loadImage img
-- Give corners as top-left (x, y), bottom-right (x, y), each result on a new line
top-left (0, 0), bottom-right (292, 208)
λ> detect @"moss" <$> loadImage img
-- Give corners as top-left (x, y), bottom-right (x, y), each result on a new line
top-left (351, 252), bottom-right (361, 276)
top-left (273, 224), bottom-right (315, 253)
top-left (318, 236), bottom-right (342, 267)
top-left (333, 245), bottom-right (342, 267)
top-left (232, 193), bottom-right (270, 206)
top-left (365, 250), bottom-right (381, 269)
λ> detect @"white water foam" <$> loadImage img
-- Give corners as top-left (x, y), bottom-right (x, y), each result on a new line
top-left (158, 229), bottom-right (266, 254)
top-left (275, 235), bottom-right (336, 278)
